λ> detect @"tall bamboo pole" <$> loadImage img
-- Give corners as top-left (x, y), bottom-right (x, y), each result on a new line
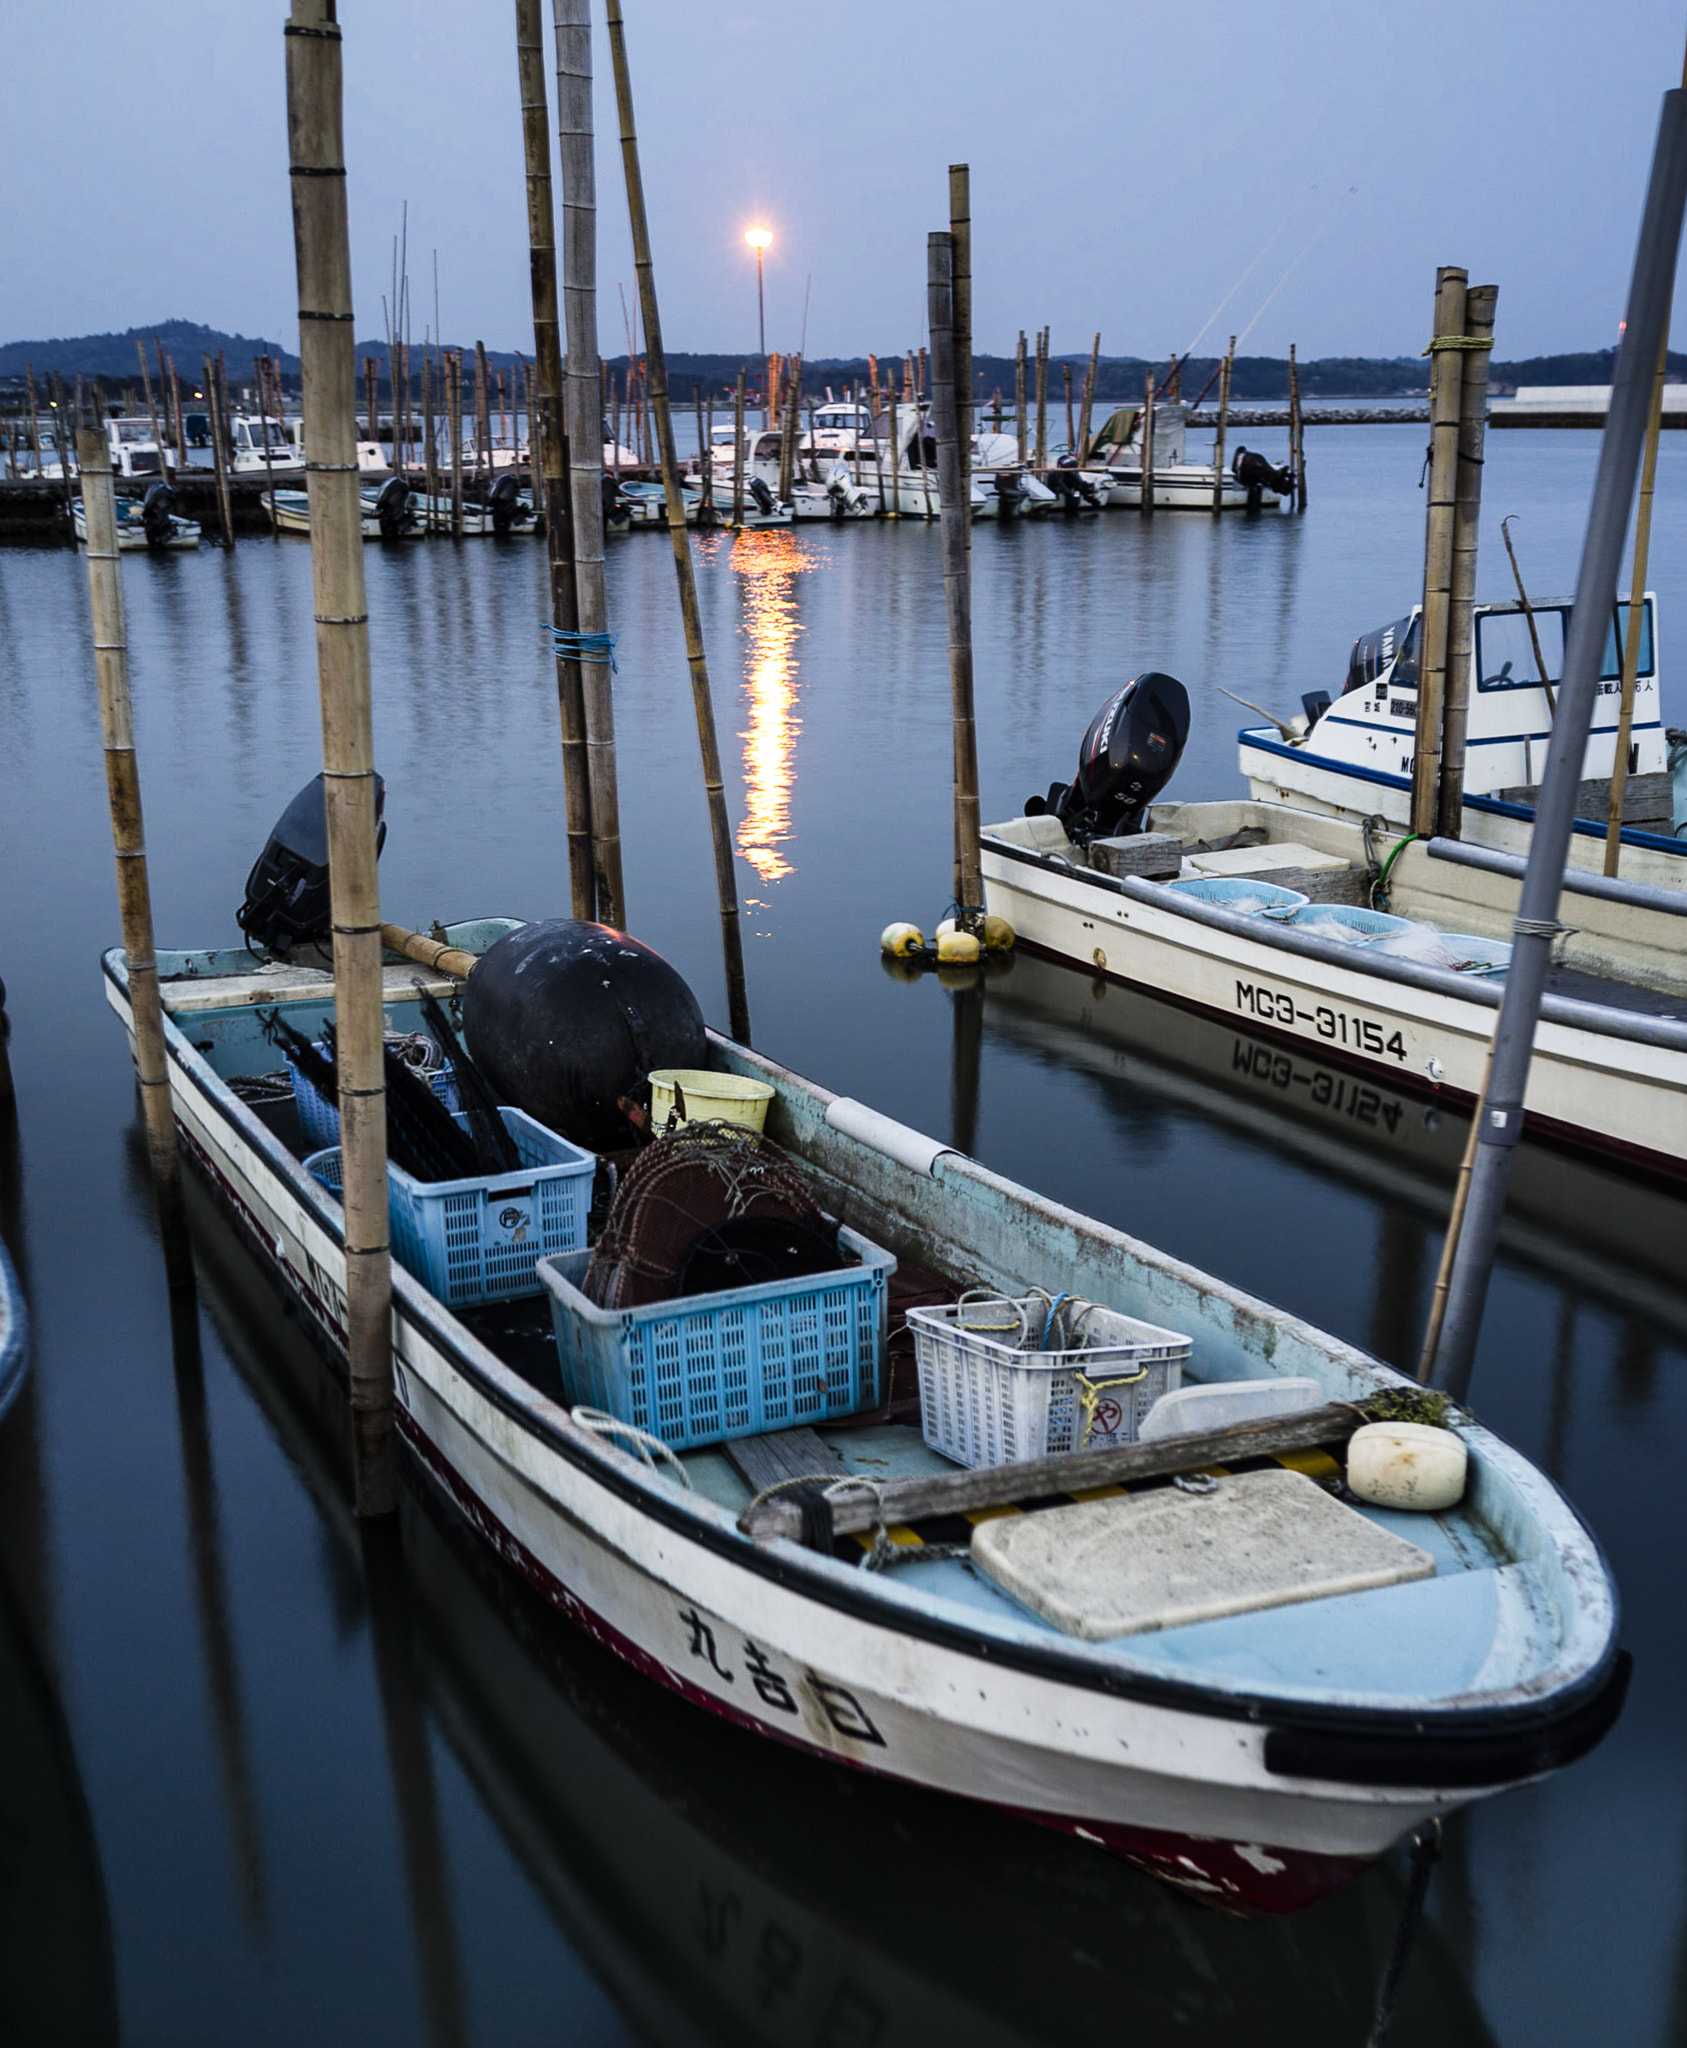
top-left (136, 340), bottom-right (169, 478)
top-left (1139, 367), bottom-right (1156, 518)
top-left (1437, 283), bottom-right (1498, 839)
top-left (76, 426), bottom-right (192, 1291)
top-left (731, 367), bottom-right (747, 524)
top-left (1014, 330), bottom-right (1027, 465)
top-left (1078, 329), bottom-right (1100, 462)
top-left (1288, 340), bottom-right (1307, 509)
top-left (928, 233), bottom-right (983, 930)
top-left (1063, 363), bottom-right (1075, 457)
top-left (1033, 326), bottom-right (1048, 470)
top-left (516, 0), bottom-right (594, 920)
top-left (284, 0), bottom-right (395, 1517)
top-left (1411, 267), bottom-right (1468, 837)
top-left (1210, 335), bottom-right (1234, 514)
top-left (777, 352), bottom-right (801, 500)
top-left (693, 383), bottom-right (713, 523)
top-left (555, 0), bottom-right (626, 928)
top-left (1604, 337), bottom-right (1668, 873)
top-left (473, 342), bottom-right (491, 491)
top-left (604, 0), bottom-right (751, 1043)
top-left (948, 163), bottom-right (971, 534)
top-left (203, 352), bottom-right (235, 547)
top-left (168, 354), bottom-right (190, 476)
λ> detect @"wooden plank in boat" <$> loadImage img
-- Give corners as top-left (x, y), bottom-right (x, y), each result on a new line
top-left (739, 1402), bottom-right (1365, 1541)
top-left (971, 1468), bottom-right (1435, 1640)
top-left (160, 961), bottom-right (459, 1014)
top-left (724, 1426), bottom-right (849, 1496)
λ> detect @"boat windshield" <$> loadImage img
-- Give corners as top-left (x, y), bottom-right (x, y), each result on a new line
top-left (1476, 602), bottom-right (1652, 689)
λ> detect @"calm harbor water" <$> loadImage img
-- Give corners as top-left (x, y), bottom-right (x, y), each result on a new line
top-left (1, 426), bottom-right (1685, 2046)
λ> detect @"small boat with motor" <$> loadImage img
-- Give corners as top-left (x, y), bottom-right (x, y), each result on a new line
top-left (1081, 404), bottom-right (1291, 512)
top-left (981, 672), bottom-right (1687, 1178)
top-left (1239, 595), bottom-right (1687, 886)
top-left (98, 781), bottom-right (1629, 1916)
top-left (267, 476), bottom-right (425, 540)
top-left (72, 483), bottom-right (200, 551)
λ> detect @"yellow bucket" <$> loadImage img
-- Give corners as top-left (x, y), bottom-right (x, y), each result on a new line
top-left (649, 1068), bottom-right (775, 1134)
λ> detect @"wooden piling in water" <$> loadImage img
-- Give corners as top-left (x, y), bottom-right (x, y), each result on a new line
top-left (1437, 283), bottom-right (1497, 839)
top-left (1033, 326), bottom-right (1048, 471)
top-left (1139, 367), bottom-right (1155, 518)
top-left (604, 0), bottom-right (751, 1043)
top-left (202, 354), bottom-right (236, 547)
top-left (448, 349), bottom-right (465, 537)
top-left (517, 0), bottom-right (594, 920)
top-left (731, 366), bottom-right (747, 524)
top-left (136, 340), bottom-right (169, 477)
top-left (284, 0), bottom-right (396, 1516)
top-left (1211, 333), bottom-right (1234, 514)
top-left (1288, 341), bottom-right (1306, 509)
top-left (556, 0), bottom-right (626, 927)
top-left (1014, 330), bottom-right (1027, 465)
top-left (927, 233), bottom-right (982, 929)
top-left (75, 424), bottom-right (192, 1290)
top-left (948, 163), bottom-right (971, 532)
top-left (1411, 266), bottom-right (1468, 838)
top-left (474, 341), bottom-right (492, 491)
top-left (1062, 362), bottom-right (1075, 458)
top-left (1078, 330), bottom-right (1100, 463)
top-left (1605, 335), bottom-right (1668, 875)
top-left (777, 354), bottom-right (801, 501)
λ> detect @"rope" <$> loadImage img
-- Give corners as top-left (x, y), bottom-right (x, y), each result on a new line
top-left (1422, 335), bottom-right (1496, 354)
top-left (1366, 1820), bottom-right (1443, 2046)
top-left (1512, 915), bottom-right (1564, 940)
top-left (547, 625), bottom-right (619, 672)
top-left (571, 1406), bottom-right (693, 1487)
top-left (739, 1471), bottom-right (971, 1569)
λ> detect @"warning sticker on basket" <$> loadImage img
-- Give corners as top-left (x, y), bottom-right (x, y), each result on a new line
top-left (487, 1187), bottom-right (535, 1247)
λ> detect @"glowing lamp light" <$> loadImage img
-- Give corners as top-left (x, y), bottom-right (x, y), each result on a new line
top-left (744, 226), bottom-right (773, 251)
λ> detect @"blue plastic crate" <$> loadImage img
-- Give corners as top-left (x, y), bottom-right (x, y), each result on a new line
top-left (1292, 903), bottom-right (1412, 941)
top-left (537, 1228), bottom-right (895, 1452)
top-left (289, 1043), bottom-right (458, 1150)
top-left (1165, 875), bottom-right (1308, 916)
top-left (306, 1107), bottom-right (594, 1307)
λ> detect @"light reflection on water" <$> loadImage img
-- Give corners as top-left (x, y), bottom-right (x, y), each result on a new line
top-left (726, 527), bottom-right (818, 908)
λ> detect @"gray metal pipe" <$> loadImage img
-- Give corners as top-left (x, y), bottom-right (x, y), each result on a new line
top-left (1425, 835), bottom-right (1687, 919)
top-left (1430, 87), bottom-right (1687, 1401)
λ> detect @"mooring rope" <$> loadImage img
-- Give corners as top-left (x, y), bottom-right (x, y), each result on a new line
top-left (546, 625), bottom-right (620, 671)
top-left (1366, 1820), bottom-right (1443, 2046)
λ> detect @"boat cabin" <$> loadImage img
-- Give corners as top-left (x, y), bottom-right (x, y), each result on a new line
top-left (106, 417), bottom-right (170, 479)
top-left (229, 413), bottom-right (297, 471)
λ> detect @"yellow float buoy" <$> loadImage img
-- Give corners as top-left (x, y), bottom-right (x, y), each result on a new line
top-left (935, 927), bottom-right (982, 966)
top-left (983, 913), bottom-right (1015, 952)
top-left (880, 922), bottom-right (926, 957)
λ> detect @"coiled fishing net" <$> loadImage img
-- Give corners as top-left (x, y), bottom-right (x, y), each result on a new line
top-left (582, 1119), bottom-right (847, 1310)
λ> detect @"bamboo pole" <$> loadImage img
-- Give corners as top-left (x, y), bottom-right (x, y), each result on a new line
top-left (1289, 340), bottom-right (1307, 509)
top-left (1211, 333), bottom-right (1234, 514)
top-left (888, 390), bottom-right (902, 518)
top-left (949, 163), bottom-right (971, 532)
top-left (473, 341), bottom-right (491, 491)
top-left (136, 340), bottom-right (169, 478)
top-left (1139, 366), bottom-right (1155, 518)
top-left (421, 349), bottom-right (437, 531)
top-left (1437, 283), bottom-right (1498, 839)
top-left (1033, 326), bottom-right (1048, 471)
top-left (928, 233), bottom-right (983, 930)
top-left (203, 353), bottom-right (236, 547)
top-left (167, 353), bottom-right (190, 476)
top-left (555, 0), bottom-right (626, 927)
top-left (365, 355), bottom-right (379, 452)
top-left (76, 425), bottom-right (192, 1290)
top-left (25, 366), bottom-right (44, 482)
top-left (777, 352), bottom-right (801, 500)
top-left (448, 350), bottom-right (464, 537)
top-left (604, 0), bottom-right (751, 1044)
top-left (1014, 329), bottom-right (1027, 465)
top-left (153, 340), bottom-right (175, 467)
top-left (731, 366), bottom-right (747, 524)
top-left (257, 355), bottom-right (281, 537)
top-left (1412, 267), bottom-right (1468, 837)
top-left (1063, 362), bottom-right (1075, 457)
top-left (380, 922), bottom-right (477, 981)
top-left (693, 383), bottom-right (713, 523)
top-left (1078, 330), bottom-right (1100, 463)
top-left (284, 0), bottom-right (396, 1517)
top-left (516, 0), bottom-right (595, 921)
top-left (1604, 336), bottom-right (1668, 874)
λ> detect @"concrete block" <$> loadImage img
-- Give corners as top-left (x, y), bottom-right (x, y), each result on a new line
top-left (1088, 832), bottom-right (1185, 880)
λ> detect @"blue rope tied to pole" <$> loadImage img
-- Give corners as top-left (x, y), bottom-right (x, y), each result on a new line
top-left (546, 625), bottom-right (619, 673)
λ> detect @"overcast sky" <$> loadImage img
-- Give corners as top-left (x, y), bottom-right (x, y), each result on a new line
top-left (5, 1), bottom-right (1686, 364)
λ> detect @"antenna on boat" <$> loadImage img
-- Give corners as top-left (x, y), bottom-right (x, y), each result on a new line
top-left (1425, 82), bottom-right (1687, 1401)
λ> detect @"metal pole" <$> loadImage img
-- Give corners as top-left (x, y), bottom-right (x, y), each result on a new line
top-left (1436, 283), bottom-right (1498, 839)
top-left (555, 0), bottom-right (626, 928)
top-left (76, 426), bottom-right (192, 1291)
top-left (516, 0), bottom-right (594, 921)
top-left (604, 0), bottom-right (752, 1044)
top-left (284, 0), bottom-right (397, 1514)
top-left (1429, 88), bottom-right (1687, 1400)
top-left (928, 232), bottom-right (983, 930)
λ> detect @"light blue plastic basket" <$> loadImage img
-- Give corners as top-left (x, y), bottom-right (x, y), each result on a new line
top-left (538, 1228), bottom-right (895, 1451)
top-left (289, 1043), bottom-right (457, 1150)
top-left (1165, 875), bottom-right (1308, 916)
top-left (1293, 903), bottom-right (1412, 941)
top-left (307, 1107), bottom-right (595, 1307)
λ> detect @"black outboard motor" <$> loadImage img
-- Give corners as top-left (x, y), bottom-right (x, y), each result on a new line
top-left (374, 473), bottom-right (411, 541)
top-left (141, 481), bottom-right (176, 548)
top-left (994, 470), bottom-right (1026, 518)
top-left (748, 475), bottom-right (775, 517)
top-left (236, 772), bottom-right (386, 956)
top-left (1025, 672), bottom-right (1191, 845)
top-left (1231, 445), bottom-right (1293, 508)
top-left (601, 471), bottom-right (630, 527)
top-left (489, 471), bottom-right (524, 535)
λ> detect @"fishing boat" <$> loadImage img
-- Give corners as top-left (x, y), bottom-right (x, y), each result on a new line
top-left (103, 912), bottom-right (1627, 1915)
top-left (71, 490), bottom-right (200, 551)
top-left (981, 674), bottom-right (1687, 1178)
top-left (266, 480), bottom-right (423, 540)
top-left (229, 412), bottom-right (304, 481)
top-left (1082, 404), bottom-right (1290, 511)
top-left (1238, 595), bottom-right (1687, 882)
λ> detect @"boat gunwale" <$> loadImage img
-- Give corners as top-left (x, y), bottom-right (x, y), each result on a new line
top-left (101, 943), bottom-right (1624, 1761)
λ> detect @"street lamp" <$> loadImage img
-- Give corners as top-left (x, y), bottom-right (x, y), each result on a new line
top-left (745, 226), bottom-right (772, 424)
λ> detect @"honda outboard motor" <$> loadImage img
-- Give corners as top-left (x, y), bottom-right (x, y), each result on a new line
top-left (489, 471), bottom-right (523, 536)
top-left (236, 772), bottom-right (386, 956)
top-left (1231, 445), bottom-right (1293, 507)
top-left (1025, 672), bottom-right (1190, 845)
top-left (141, 481), bottom-right (176, 548)
top-left (748, 475), bottom-right (775, 517)
top-left (374, 473), bottom-right (411, 541)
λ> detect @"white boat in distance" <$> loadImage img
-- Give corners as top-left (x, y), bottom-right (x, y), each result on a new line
top-left (103, 920), bottom-right (1627, 1916)
top-left (72, 492), bottom-right (200, 550)
top-left (1081, 404), bottom-right (1290, 512)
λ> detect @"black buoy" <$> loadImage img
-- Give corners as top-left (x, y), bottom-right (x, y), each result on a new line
top-left (461, 920), bottom-right (707, 1151)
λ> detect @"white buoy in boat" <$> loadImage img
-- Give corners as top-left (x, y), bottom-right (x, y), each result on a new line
top-left (880, 923), bottom-right (926, 957)
top-left (1345, 1421), bottom-right (1467, 1513)
top-left (935, 927), bottom-right (982, 965)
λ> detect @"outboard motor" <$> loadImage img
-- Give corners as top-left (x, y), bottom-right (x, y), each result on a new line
top-left (601, 471), bottom-right (630, 527)
top-left (374, 473), bottom-right (411, 541)
top-left (1025, 673), bottom-right (1190, 846)
top-left (141, 481), bottom-right (176, 548)
top-left (994, 470), bottom-right (1027, 518)
top-left (236, 772), bottom-right (387, 956)
top-left (1231, 445), bottom-right (1293, 508)
top-left (748, 475), bottom-right (775, 517)
top-left (489, 471), bottom-right (523, 536)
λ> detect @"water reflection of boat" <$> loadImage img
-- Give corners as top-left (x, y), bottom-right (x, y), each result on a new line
top-left (192, 1197), bottom-right (1495, 2048)
top-left (984, 951), bottom-right (1687, 1335)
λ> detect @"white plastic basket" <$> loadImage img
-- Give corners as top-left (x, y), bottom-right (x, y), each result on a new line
top-left (906, 1294), bottom-right (1189, 1468)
